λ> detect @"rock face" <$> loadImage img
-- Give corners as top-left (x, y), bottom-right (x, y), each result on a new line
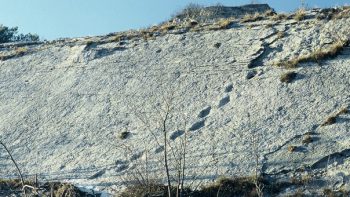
top-left (175, 4), bottom-right (273, 22)
top-left (0, 7), bottom-right (350, 196)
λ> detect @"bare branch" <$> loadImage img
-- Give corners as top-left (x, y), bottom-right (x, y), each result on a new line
top-left (0, 141), bottom-right (27, 196)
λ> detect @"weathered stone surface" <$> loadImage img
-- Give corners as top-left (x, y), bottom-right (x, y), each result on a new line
top-left (0, 8), bottom-right (349, 195)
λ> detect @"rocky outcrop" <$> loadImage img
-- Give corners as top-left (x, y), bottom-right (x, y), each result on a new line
top-left (174, 4), bottom-right (273, 22)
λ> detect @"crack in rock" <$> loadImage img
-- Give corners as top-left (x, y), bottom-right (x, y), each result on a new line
top-left (248, 28), bottom-right (280, 68)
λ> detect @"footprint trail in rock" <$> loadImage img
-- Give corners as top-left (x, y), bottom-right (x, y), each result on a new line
top-left (188, 83), bottom-right (234, 132)
top-left (198, 106), bottom-right (211, 118)
top-left (218, 95), bottom-right (230, 108)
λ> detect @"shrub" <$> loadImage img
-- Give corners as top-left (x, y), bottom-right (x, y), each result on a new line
top-left (0, 24), bottom-right (39, 43)
top-left (13, 33), bottom-right (39, 42)
top-left (174, 3), bottom-right (203, 21)
top-left (120, 183), bottom-right (191, 197)
top-left (199, 176), bottom-right (257, 197)
top-left (0, 180), bottom-right (85, 197)
top-left (52, 183), bottom-right (83, 197)
top-left (280, 71), bottom-right (297, 83)
top-left (0, 25), bottom-right (18, 43)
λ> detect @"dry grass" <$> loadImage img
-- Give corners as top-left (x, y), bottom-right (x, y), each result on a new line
top-left (302, 134), bottom-right (313, 144)
top-left (294, 9), bottom-right (306, 21)
top-left (333, 7), bottom-right (350, 19)
top-left (264, 9), bottom-right (276, 17)
top-left (308, 40), bottom-right (346, 62)
top-left (200, 176), bottom-right (258, 197)
top-left (52, 183), bottom-right (83, 197)
top-left (0, 179), bottom-right (25, 190)
top-left (217, 19), bottom-right (233, 29)
top-left (265, 23), bottom-right (273, 28)
top-left (271, 13), bottom-right (288, 21)
top-left (0, 53), bottom-right (10, 61)
top-left (85, 40), bottom-right (94, 47)
top-left (113, 35), bottom-right (126, 42)
top-left (288, 145), bottom-right (297, 153)
top-left (323, 189), bottom-right (336, 197)
top-left (121, 176), bottom-right (263, 197)
top-left (289, 189), bottom-right (305, 197)
top-left (280, 71), bottom-right (297, 83)
top-left (336, 107), bottom-right (349, 116)
top-left (207, 19), bottom-right (234, 31)
top-left (120, 184), bottom-right (171, 197)
top-left (0, 47), bottom-right (29, 61)
top-left (301, 174), bottom-right (312, 184)
top-left (275, 39), bottom-right (348, 68)
top-left (160, 23), bottom-right (176, 31)
top-left (0, 179), bottom-right (84, 197)
top-left (241, 12), bottom-right (264, 23)
top-left (321, 106), bottom-right (349, 127)
top-left (321, 116), bottom-right (337, 126)
top-left (15, 47), bottom-right (28, 56)
top-left (274, 58), bottom-right (301, 69)
top-left (277, 31), bottom-right (285, 39)
top-left (141, 31), bottom-right (155, 41)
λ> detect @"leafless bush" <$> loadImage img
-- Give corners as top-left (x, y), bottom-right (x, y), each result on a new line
top-left (250, 130), bottom-right (264, 197)
top-left (119, 82), bottom-right (193, 197)
top-left (174, 3), bottom-right (203, 21)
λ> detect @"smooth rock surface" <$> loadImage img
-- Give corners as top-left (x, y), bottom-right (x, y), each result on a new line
top-left (0, 11), bottom-right (349, 195)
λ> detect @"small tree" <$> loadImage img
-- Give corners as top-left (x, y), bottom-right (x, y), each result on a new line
top-left (0, 25), bottom-right (18, 43)
top-left (0, 24), bottom-right (39, 43)
top-left (174, 3), bottom-right (203, 21)
top-left (14, 33), bottom-right (39, 42)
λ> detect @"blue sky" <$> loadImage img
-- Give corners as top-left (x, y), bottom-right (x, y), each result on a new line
top-left (0, 0), bottom-right (349, 40)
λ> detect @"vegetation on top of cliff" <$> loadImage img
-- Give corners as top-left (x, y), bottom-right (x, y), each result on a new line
top-left (0, 24), bottom-right (39, 44)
